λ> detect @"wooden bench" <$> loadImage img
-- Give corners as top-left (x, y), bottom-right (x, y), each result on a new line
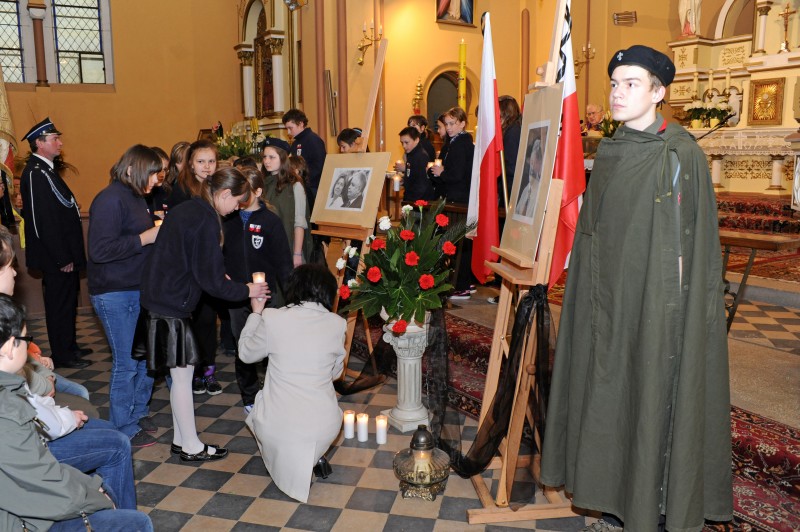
top-left (718, 229), bottom-right (800, 330)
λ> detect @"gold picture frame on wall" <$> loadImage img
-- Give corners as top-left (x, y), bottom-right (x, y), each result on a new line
top-left (749, 78), bottom-right (785, 126)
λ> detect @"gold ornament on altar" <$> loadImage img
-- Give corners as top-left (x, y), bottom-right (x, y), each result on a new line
top-left (749, 78), bottom-right (785, 126)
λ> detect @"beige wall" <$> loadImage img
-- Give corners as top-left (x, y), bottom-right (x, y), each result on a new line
top-left (7, 0), bottom-right (243, 207)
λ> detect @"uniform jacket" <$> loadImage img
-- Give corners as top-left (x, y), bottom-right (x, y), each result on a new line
top-left (0, 371), bottom-right (112, 531)
top-left (263, 173), bottom-right (314, 263)
top-left (87, 180), bottom-right (154, 295)
top-left (432, 131), bottom-right (473, 204)
top-left (20, 155), bottom-right (85, 273)
top-left (140, 198), bottom-right (248, 318)
top-left (403, 143), bottom-right (438, 203)
top-left (290, 127), bottom-right (326, 197)
top-left (223, 202), bottom-right (293, 307)
top-left (539, 118), bottom-right (733, 531)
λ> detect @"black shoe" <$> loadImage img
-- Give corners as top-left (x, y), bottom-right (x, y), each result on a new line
top-left (56, 358), bottom-right (90, 369)
top-left (75, 347), bottom-right (93, 357)
top-left (313, 456), bottom-right (332, 479)
top-left (180, 444), bottom-right (228, 462)
top-left (170, 443), bottom-right (182, 455)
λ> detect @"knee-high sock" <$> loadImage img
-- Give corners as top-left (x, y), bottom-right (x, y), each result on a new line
top-left (169, 365), bottom-right (204, 455)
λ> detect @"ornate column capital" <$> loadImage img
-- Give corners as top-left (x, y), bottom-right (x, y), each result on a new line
top-left (757, 5), bottom-right (773, 16)
top-left (237, 50), bottom-right (254, 66)
top-left (265, 37), bottom-right (284, 56)
top-left (27, 0), bottom-right (46, 19)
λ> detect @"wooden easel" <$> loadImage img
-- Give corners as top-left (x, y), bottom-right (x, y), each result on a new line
top-left (466, 0), bottom-right (578, 523)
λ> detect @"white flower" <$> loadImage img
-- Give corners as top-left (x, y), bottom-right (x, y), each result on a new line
top-left (348, 247), bottom-right (358, 258)
top-left (335, 258), bottom-right (346, 270)
top-left (378, 216), bottom-right (392, 231)
top-left (347, 279), bottom-right (359, 288)
top-left (365, 234), bottom-right (374, 244)
top-left (343, 245), bottom-right (352, 256)
top-left (401, 205), bottom-right (413, 216)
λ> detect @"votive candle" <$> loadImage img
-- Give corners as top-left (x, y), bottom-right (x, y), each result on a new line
top-left (153, 219), bottom-right (163, 227)
top-left (393, 175), bottom-right (401, 192)
top-left (434, 158), bottom-right (442, 167)
top-left (343, 410), bottom-right (355, 439)
top-left (357, 413), bottom-right (369, 442)
top-left (375, 414), bottom-right (388, 444)
top-left (252, 272), bottom-right (266, 284)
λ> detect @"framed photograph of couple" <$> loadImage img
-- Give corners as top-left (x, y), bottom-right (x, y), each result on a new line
top-left (311, 152), bottom-right (391, 228)
top-left (500, 85), bottom-right (562, 262)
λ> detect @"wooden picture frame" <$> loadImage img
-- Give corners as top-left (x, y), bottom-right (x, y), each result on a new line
top-left (311, 152), bottom-right (391, 228)
top-left (500, 85), bottom-right (563, 261)
top-left (748, 77), bottom-right (785, 126)
top-left (436, 0), bottom-right (474, 26)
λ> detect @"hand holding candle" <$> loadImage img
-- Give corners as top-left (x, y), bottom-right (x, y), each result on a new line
top-left (393, 175), bottom-right (401, 192)
top-left (357, 413), bottom-right (369, 442)
top-left (252, 272), bottom-right (266, 302)
top-left (375, 414), bottom-right (388, 444)
top-left (343, 410), bottom-right (355, 439)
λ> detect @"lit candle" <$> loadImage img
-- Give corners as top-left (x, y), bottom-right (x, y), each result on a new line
top-left (393, 175), bottom-right (400, 192)
top-left (708, 69), bottom-right (714, 91)
top-left (153, 210), bottom-right (164, 219)
top-left (153, 219), bottom-right (163, 227)
top-left (250, 117), bottom-right (259, 134)
top-left (375, 414), bottom-right (388, 444)
top-left (434, 158), bottom-right (442, 167)
top-left (458, 40), bottom-right (467, 110)
top-left (362, 21), bottom-right (366, 32)
top-left (370, 20), bottom-right (374, 29)
top-left (252, 272), bottom-right (266, 284)
top-left (343, 410), bottom-right (355, 439)
top-left (725, 68), bottom-right (731, 90)
top-left (426, 162), bottom-right (434, 170)
top-left (356, 413), bottom-right (369, 442)
top-left (379, 25), bottom-right (383, 35)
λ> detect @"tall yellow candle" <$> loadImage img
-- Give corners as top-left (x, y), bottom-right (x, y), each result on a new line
top-left (250, 117), bottom-right (259, 134)
top-left (458, 40), bottom-right (467, 110)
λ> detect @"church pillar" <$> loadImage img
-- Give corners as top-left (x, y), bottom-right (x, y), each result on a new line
top-left (710, 154), bottom-right (724, 189)
top-left (766, 154), bottom-right (787, 193)
top-left (235, 45), bottom-right (255, 118)
top-left (27, 1), bottom-right (48, 87)
top-left (753, 3), bottom-right (773, 56)
top-left (266, 38), bottom-right (285, 114)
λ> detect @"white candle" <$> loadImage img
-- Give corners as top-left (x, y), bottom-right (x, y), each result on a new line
top-left (375, 414), bottom-right (388, 444)
top-left (434, 158), bottom-right (442, 167)
top-left (153, 219), bottom-right (163, 227)
top-left (693, 72), bottom-right (699, 95)
top-left (393, 175), bottom-right (400, 192)
top-left (426, 162), bottom-right (434, 170)
top-left (708, 69), bottom-right (714, 91)
top-left (343, 410), bottom-right (355, 439)
top-left (725, 68), bottom-right (732, 90)
top-left (357, 413), bottom-right (369, 442)
top-left (362, 21), bottom-right (366, 32)
top-left (252, 272), bottom-right (266, 284)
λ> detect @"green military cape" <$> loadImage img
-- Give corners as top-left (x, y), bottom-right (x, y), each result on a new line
top-left (539, 118), bottom-right (733, 531)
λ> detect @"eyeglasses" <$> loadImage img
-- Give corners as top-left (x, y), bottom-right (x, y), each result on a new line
top-left (15, 335), bottom-right (33, 345)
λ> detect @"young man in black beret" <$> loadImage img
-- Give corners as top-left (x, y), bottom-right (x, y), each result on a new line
top-left (540, 45), bottom-right (733, 531)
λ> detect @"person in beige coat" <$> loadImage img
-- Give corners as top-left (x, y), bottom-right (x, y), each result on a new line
top-left (238, 264), bottom-right (346, 503)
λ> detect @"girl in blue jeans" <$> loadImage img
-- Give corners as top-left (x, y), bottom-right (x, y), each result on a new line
top-left (88, 145), bottom-right (162, 448)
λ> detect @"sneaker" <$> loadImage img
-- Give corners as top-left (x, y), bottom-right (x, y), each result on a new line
top-left (205, 375), bottom-right (222, 396)
top-left (138, 416), bottom-right (157, 433)
top-left (130, 430), bottom-right (157, 448)
top-left (450, 289), bottom-right (472, 300)
top-left (469, 284), bottom-right (478, 294)
top-left (487, 296), bottom-right (499, 304)
top-left (192, 377), bottom-right (206, 395)
top-left (243, 404), bottom-right (254, 415)
top-left (582, 520), bottom-right (623, 532)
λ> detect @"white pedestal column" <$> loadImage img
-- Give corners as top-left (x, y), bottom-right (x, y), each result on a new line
top-left (382, 323), bottom-right (429, 433)
top-left (272, 53), bottom-right (285, 113)
top-left (765, 154), bottom-right (786, 194)
top-left (753, 3), bottom-right (772, 55)
top-left (711, 154), bottom-right (724, 189)
top-left (236, 47), bottom-right (255, 118)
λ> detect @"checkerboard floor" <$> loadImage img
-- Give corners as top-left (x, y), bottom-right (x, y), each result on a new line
top-left (30, 297), bottom-right (800, 531)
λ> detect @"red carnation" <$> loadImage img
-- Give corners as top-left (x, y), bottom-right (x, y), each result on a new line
top-left (442, 241), bottom-right (456, 255)
top-left (338, 285), bottom-right (351, 299)
top-left (414, 200), bottom-right (429, 207)
top-left (405, 251), bottom-right (420, 266)
top-left (418, 274), bottom-right (435, 290)
top-left (399, 230), bottom-right (415, 241)
top-left (370, 238), bottom-right (387, 251)
top-left (367, 266), bottom-right (382, 283)
top-left (435, 214), bottom-right (449, 227)
top-left (392, 320), bottom-right (408, 333)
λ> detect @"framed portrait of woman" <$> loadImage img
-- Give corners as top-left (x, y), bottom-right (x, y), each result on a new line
top-left (311, 152), bottom-right (391, 228)
top-left (436, 0), bottom-right (474, 26)
top-left (500, 85), bottom-right (562, 262)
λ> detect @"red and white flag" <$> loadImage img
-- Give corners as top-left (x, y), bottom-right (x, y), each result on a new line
top-left (548, 2), bottom-right (586, 289)
top-left (467, 12), bottom-right (502, 284)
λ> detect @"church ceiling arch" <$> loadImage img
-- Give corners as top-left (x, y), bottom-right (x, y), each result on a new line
top-left (714, 0), bottom-right (754, 39)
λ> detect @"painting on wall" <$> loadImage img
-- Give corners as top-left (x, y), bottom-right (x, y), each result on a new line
top-left (436, 0), bottom-right (474, 26)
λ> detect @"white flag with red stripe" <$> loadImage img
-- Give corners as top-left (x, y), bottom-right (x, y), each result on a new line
top-left (548, 1), bottom-right (586, 289)
top-left (466, 12), bottom-right (502, 284)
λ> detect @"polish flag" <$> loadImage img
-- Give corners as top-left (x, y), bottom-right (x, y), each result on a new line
top-left (548, 2), bottom-right (586, 289)
top-left (466, 12), bottom-right (502, 284)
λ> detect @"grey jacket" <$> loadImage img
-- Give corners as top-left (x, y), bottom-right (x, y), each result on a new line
top-left (0, 371), bottom-right (112, 531)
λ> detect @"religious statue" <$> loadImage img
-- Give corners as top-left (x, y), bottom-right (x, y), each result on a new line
top-left (679, 0), bottom-right (702, 36)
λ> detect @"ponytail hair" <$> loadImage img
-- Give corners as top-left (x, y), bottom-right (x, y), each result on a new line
top-left (177, 140), bottom-right (218, 198)
top-left (199, 167), bottom-right (251, 245)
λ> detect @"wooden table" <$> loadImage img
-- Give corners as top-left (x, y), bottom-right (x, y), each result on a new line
top-left (718, 229), bottom-right (800, 331)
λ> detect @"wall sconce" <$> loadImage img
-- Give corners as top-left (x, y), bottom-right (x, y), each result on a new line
top-left (613, 11), bottom-right (638, 25)
top-left (574, 43), bottom-right (596, 79)
top-left (357, 21), bottom-right (383, 66)
top-left (283, 0), bottom-right (307, 11)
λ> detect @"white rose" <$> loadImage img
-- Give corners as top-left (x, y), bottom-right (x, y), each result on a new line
top-left (378, 216), bottom-right (392, 231)
top-left (347, 279), bottom-right (359, 288)
top-left (348, 247), bottom-right (358, 258)
top-left (336, 258), bottom-right (346, 270)
top-left (343, 245), bottom-right (352, 256)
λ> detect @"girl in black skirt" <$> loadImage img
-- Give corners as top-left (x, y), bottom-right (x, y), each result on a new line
top-left (140, 167), bottom-right (269, 462)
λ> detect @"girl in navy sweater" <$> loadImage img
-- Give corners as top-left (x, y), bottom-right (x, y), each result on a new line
top-left (141, 168), bottom-right (268, 462)
top-left (223, 167), bottom-right (292, 413)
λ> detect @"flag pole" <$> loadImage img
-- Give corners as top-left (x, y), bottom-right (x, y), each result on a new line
top-left (499, 149), bottom-right (509, 211)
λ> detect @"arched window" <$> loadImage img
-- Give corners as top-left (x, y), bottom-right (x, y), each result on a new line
top-left (52, 0), bottom-right (105, 83)
top-left (0, 0), bottom-right (23, 82)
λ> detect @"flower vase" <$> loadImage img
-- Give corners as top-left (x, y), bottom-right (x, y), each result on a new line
top-left (690, 119), bottom-right (703, 129)
top-left (381, 312), bottom-right (430, 433)
top-left (709, 118), bottom-right (720, 128)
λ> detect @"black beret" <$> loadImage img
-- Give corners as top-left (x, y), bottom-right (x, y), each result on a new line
top-left (262, 137), bottom-right (291, 153)
top-left (607, 45), bottom-right (675, 87)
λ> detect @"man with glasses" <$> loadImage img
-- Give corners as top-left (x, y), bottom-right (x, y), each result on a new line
top-left (581, 103), bottom-right (604, 136)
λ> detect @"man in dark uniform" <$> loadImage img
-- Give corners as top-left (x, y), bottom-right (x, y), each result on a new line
top-left (282, 108), bottom-right (326, 207)
top-left (20, 117), bottom-right (90, 369)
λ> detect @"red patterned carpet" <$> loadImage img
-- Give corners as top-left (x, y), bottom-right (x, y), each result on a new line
top-left (350, 314), bottom-right (800, 531)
